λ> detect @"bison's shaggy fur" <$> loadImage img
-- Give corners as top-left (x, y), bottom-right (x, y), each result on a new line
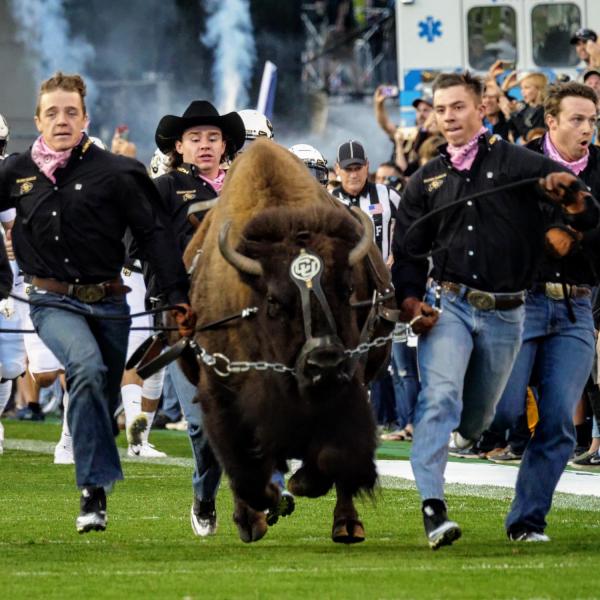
top-left (184, 139), bottom-right (395, 544)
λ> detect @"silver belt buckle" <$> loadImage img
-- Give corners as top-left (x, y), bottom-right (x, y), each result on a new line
top-left (467, 290), bottom-right (496, 311)
top-left (75, 284), bottom-right (105, 303)
top-left (545, 282), bottom-right (564, 301)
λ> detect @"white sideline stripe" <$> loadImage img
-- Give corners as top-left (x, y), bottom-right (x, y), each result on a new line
top-left (377, 459), bottom-right (600, 498)
top-left (4, 439), bottom-right (195, 468)
top-left (5, 439), bottom-right (600, 503)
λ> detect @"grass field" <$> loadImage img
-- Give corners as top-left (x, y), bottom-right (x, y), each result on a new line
top-left (1, 421), bottom-right (599, 600)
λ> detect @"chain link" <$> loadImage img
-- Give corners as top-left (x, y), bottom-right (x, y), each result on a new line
top-left (194, 331), bottom-right (394, 378)
top-left (343, 330), bottom-right (396, 358)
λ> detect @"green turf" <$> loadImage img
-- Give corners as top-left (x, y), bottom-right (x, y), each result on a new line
top-left (1, 421), bottom-right (599, 599)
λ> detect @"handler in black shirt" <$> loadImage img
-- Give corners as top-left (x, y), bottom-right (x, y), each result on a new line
top-left (392, 72), bottom-right (591, 550)
top-left (497, 82), bottom-right (600, 542)
top-left (0, 72), bottom-right (193, 533)
top-left (151, 101), bottom-right (245, 538)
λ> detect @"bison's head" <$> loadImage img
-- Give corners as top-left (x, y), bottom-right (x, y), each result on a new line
top-left (218, 205), bottom-right (373, 395)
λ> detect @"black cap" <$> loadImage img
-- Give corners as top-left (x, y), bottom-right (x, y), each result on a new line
top-left (412, 96), bottom-right (433, 109)
top-left (583, 69), bottom-right (600, 82)
top-left (336, 140), bottom-right (367, 168)
top-left (570, 28), bottom-right (597, 44)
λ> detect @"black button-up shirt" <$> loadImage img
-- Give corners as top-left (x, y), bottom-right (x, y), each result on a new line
top-left (392, 133), bottom-right (573, 303)
top-left (0, 135), bottom-right (189, 304)
top-left (154, 163), bottom-right (218, 253)
top-left (527, 137), bottom-right (600, 286)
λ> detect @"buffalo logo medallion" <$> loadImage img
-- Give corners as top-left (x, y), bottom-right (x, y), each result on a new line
top-left (290, 251), bottom-right (322, 285)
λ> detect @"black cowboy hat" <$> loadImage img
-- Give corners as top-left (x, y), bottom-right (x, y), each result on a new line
top-left (154, 100), bottom-right (246, 154)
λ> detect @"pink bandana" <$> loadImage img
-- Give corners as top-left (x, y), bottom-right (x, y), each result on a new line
top-left (543, 134), bottom-right (589, 175)
top-left (446, 126), bottom-right (488, 171)
top-left (199, 169), bottom-right (226, 193)
top-left (31, 134), bottom-right (82, 183)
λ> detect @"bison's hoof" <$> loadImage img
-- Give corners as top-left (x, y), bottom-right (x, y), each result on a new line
top-left (233, 509), bottom-right (268, 543)
top-left (332, 518), bottom-right (365, 544)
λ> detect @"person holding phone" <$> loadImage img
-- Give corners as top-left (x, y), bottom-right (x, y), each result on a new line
top-left (374, 86), bottom-right (433, 173)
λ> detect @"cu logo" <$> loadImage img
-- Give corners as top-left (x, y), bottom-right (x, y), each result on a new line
top-left (291, 253), bottom-right (322, 283)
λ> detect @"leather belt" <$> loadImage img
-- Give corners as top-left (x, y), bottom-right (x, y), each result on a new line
top-left (30, 276), bottom-right (131, 304)
top-left (439, 281), bottom-right (525, 311)
top-left (531, 282), bottom-right (592, 301)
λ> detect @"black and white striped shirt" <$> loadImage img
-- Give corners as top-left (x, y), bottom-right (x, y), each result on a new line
top-left (332, 182), bottom-right (400, 261)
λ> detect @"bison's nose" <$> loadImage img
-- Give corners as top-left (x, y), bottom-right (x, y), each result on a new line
top-left (306, 346), bottom-right (346, 371)
top-left (296, 336), bottom-right (351, 388)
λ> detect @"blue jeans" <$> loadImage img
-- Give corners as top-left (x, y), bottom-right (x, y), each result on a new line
top-left (504, 292), bottom-right (595, 533)
top-left (160, 369), bottom-right (183, 421)
top-left (29, 290), bottom-right (130, 488)
top-left (370, 369), bottom-right (396, 426)
top-left (167, 361), bottom-right (288, 499)
top-left (391, 341), bottom-right (419, 428)
top-left (411, 284), bottom-right (524, 501)
top-left (167, 360), bottom-right (222, 501)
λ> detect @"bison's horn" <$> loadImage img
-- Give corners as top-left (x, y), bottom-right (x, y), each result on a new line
top-left (348, 206), bottom-right (374, 266)
top-left (218, 220), bottom-right (263, 277)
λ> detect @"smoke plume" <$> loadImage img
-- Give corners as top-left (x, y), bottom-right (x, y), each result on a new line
top-left (9, 0), bottom-right (97, 113)
top-left (201, 0), bottom-right (256, 112)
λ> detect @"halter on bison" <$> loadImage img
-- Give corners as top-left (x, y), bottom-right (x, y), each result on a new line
top-left (184, 139), bottom-right (394, 544)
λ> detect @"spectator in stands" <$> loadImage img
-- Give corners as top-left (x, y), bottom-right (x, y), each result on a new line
top-left (374, 86), bottom-right (433, 170)
top-left (583, 69), bottom-right (600, 99)
top-left (570, 28), bottom-right (600, 69)
top-left (482, 81), bottom-right (511, 139)
top-left (375, 161), bottom-right (405, 192)
top-left (502, 71), bottom-right (547, 142)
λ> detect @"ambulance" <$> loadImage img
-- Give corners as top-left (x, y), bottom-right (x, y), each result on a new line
top-left (395, 0), bottom-right (600, 110)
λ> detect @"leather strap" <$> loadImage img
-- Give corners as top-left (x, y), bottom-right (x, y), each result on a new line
top-left (125, 333), bottom-right (167, 371)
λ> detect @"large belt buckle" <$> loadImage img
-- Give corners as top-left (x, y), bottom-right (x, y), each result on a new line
top-left (467, 290), bottom-right (496, 311)
top-left (545, 282), bottom-right (564, 301)
top-left (75, 284), bottom-right (105, 303)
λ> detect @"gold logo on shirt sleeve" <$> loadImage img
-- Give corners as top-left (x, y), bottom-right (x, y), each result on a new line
top-left (20, 182), bottom-right (34, 194)
top-left (423, 173), bottom-right (447, 193)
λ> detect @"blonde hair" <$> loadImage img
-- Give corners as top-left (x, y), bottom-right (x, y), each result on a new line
top-left (36, 71), bottom-right (87, 117)
top-left (520, 73), bottom-right (548, 103)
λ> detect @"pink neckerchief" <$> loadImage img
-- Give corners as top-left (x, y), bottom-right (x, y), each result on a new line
top-left (31, 134), bottom-right (83, 183)
top-left (543, 133), bottom-right (589, 175)
top-left (199, 169), bottom-right (226, 193)
top-left (446, 126), bottom-right (488, 171)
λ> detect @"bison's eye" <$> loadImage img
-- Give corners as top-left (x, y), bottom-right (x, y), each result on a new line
top-left (266, 295), bottom-right (281, 318)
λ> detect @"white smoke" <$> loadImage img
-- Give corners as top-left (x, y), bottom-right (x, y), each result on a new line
top-left (201, 0), bottom-right (256, 113)
top-left (9, 0), bottom-right (97, 113)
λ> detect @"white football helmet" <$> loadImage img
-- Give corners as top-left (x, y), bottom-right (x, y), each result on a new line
top-left (238, 109), bottom-right (274, 142)
top-left (289, 143), bottom-right (328, 186)
top-left (0, 114), bottom-right (9, 157)
top-left (149, 149), bottom-right (170, 179)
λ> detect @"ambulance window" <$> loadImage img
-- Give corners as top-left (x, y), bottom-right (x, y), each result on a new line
top-left (467, 6), bottom-right (517, 71)
top-left (531, 4), bottom-right (581, 67)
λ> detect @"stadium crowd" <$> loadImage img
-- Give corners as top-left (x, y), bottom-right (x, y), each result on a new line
top-left (0, 23), bottom-right (599, 550)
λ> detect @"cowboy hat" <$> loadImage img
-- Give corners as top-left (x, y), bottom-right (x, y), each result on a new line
top-left (154, 100), bottom-right (246, 154)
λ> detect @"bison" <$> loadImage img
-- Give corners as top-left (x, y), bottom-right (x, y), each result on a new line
top-left (182, 139), bottom-right (395, 543)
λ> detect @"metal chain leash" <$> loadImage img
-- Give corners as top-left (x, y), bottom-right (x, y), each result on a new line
top-left (343, 330), bottom-right (396, 358)
top-left (192, 329), bottom-right (396, 378)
